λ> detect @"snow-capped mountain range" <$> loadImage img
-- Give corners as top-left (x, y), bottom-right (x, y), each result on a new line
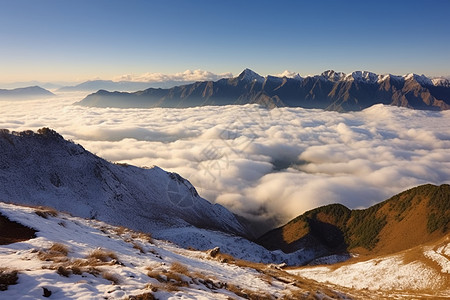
top-left (77, 68), bottom-right (450, 111)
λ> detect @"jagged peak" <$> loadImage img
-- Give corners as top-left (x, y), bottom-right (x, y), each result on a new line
top-left (404, 73), bottom-right (433, 86)
top-left (432, 77), bottom-right (450, 87)
top-left (237, 68), bottom-right (264, 83)
top-left (320, 70), bottom-right (346, 81)
top-left (378, 73), bottom-right (404, 83)
top-left (343, 71), bottom-right (379, 83)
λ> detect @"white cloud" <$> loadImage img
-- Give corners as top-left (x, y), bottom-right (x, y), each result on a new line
top-left (1, 93), bottom-right (450, 228)
top-left (274, 70), bottom-right (299, 78)
top-left (113, 69), bottom-right (233, 82)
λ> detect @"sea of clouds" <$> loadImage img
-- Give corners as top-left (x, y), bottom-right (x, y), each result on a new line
top-left (1, 92), bottom-right (450, 228)
top-left (113, 69), bottom-right (233, 83)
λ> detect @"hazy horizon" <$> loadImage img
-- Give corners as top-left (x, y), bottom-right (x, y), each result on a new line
top-left (1, 68), bottom-right (450, 91)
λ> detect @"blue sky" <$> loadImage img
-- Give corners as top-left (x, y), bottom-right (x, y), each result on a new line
top-left (1, 0), bottom-right (449, 83)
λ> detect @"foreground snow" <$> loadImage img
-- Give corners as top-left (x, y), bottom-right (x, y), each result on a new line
top-left (0, 202), bottom-right (349, 299)
top-left (289, 238), bottom-right (450, 298)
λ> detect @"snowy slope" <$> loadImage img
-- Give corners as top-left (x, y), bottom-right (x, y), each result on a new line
top-left (0, 202), bottom-right (351, 299)
top-left (289, 237), bottom-right (450, 298)
top-left (237, 68), bottom-right (265, 83)
top-left (0, 129), bottom-right (245, 236)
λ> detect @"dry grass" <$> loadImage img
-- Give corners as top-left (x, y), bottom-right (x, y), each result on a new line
top-left (125, 293), bottom-right (156, 300)
top-left (50, 243), bottom-right (69, 256)
top-left (134, 232), bottom-right (153, 243)
top-left (146, 262), bottom-right (192, 290)
top-left (165, 272), bottom-right (186, 285)
top-left (114, 226), bottom-right (128, 235)
top-left (70, 265), bottom-right (83, 275)
top-left (42, 246), bottom-right (121, 278)
top-left (56, 265), bottom-right (71, 277)
top-left (214, 252), bottom-right (236, 264)
top-left (260, 273), bottom-right (273, 285)
top-left (170, 262), bottom-right (189, 275)
top-left (70, 260), bottom-right (100, 276)
top-left (38, 243), bottom-right (69, 263)
top-left (212, 251), bottom-right (268, 272)
top-left (164, 284), bottom-right (181, 292)
top-left (0, 268), bottom-right (19, 291)
top-left (34, 207), bottom-right (58, 219)
top-left (86, 248), bottom-right (118, 263)
top-left (129, 230), bottom-right (153, 243)
top-left (226, 283), bottom-right (273, 299)
top-left (132, 242), bottom-right (145, 254)
top-left (102, 271), bottom-right (120, 285)
top-left (146, 270), bottom-right (164, 282)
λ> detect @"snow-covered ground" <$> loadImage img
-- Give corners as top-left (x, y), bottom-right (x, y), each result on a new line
top-left (0, 202), bottom-right (350, 299)
top-left (289, 238), bottom-right (450, 298)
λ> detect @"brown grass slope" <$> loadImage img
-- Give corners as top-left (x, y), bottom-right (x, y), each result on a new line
top-left (257, 184), bottom-right (449, 257)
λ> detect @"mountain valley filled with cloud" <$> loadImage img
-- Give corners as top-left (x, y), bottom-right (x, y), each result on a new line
top-left (2, 92), bottom-right (449, 231)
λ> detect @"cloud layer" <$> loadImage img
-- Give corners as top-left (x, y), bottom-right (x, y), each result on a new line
top-left (113, 69), bottom-right (233, 83)
top-left (2, 93), bottom-right (450, 228)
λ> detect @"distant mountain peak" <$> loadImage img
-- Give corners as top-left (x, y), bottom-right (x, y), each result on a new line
top-left (293, 73), bottom-right (303, 81)
top-left (0, 86), bottom-right (55, 99)
top-left (404, 73), bottom-right (433, 86)
top-left (320, 70), bottom-right (346, 81)
top-left (344, 71), bottom-right (379, 83)
top-left (238, 68), bottom-right (264, 83)
top-left (432, 77), bottom-right (450, 87)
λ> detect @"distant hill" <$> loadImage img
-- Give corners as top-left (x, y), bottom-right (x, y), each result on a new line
top-left (76, 69), bottom-right (450, 111)
top-left (257, 184), bottom-right (450, 257)
top-left (0, 81), bottom-right (63, 90)
top-left (0, 86), bottom-right (55, 99)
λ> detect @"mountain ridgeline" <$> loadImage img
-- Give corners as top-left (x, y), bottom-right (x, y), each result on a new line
top-left (257, 184), bottom-right (450, 256)
top-left (77, 69), bottom-right (450, 111)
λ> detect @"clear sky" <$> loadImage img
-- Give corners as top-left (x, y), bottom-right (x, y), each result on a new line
top-left (1, 0), bottom-right (449, 83)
